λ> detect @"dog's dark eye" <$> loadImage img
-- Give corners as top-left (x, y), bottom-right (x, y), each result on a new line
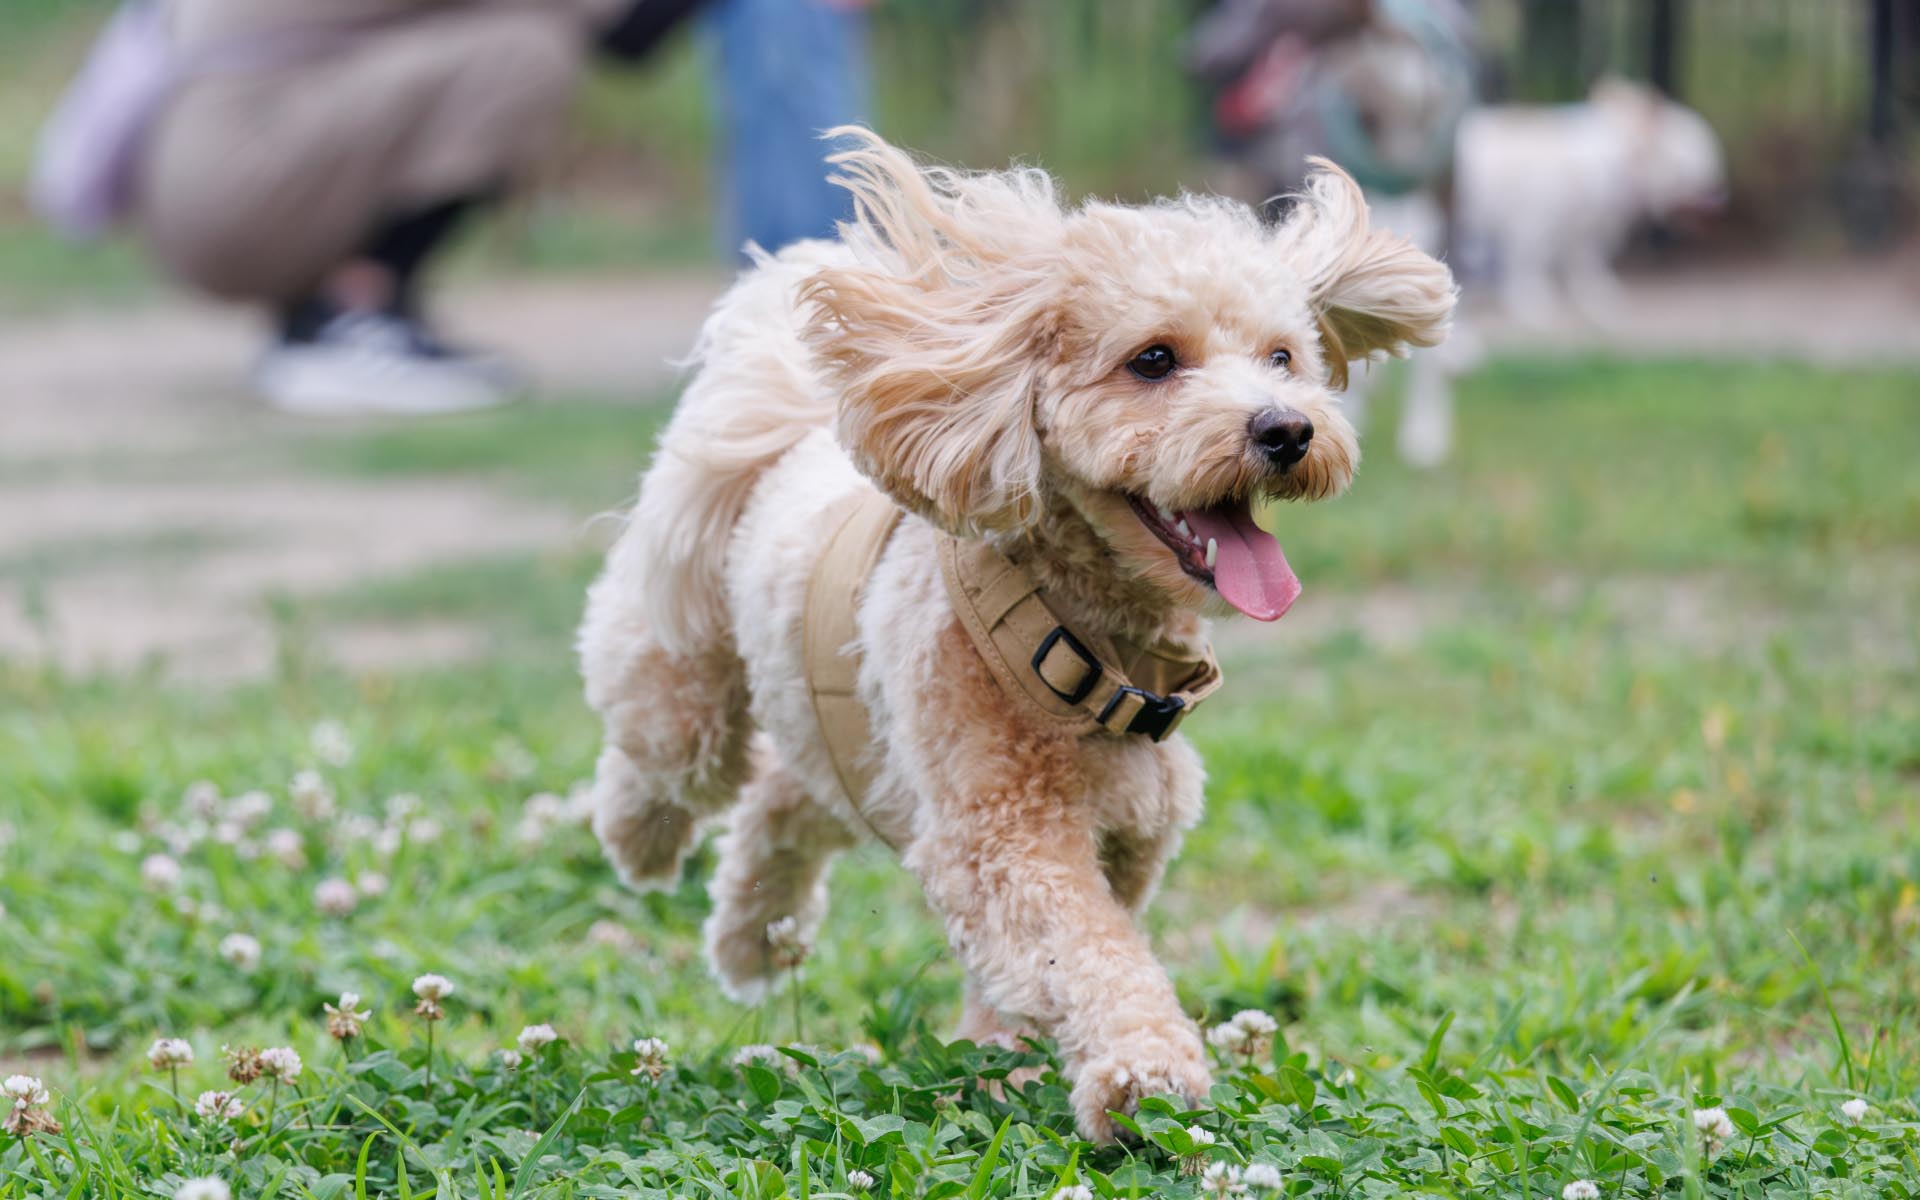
top-left (1269, 347), bottom-right (1293, 370)
top-left (1128, 344), bottom-right (1177, 380)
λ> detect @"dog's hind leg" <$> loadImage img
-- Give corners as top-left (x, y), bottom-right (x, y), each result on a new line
top-left (582, 597), bottom-right (753, 891)
top-left (703, 740), bottom-right (856, 1002)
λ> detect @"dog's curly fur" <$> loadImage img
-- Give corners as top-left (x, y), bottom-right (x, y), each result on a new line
top-left (579, 128), bottom-right (1453, 1141)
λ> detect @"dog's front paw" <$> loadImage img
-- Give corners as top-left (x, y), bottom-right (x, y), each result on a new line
top-left (1070, 1030), bottom-right (1212, 1143)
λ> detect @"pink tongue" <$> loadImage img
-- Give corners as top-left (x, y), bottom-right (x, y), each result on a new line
top-left (1181, 504), bottom-right (1301, 621)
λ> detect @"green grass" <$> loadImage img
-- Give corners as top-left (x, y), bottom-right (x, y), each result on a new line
top-left (289, 398), bottom-right (664, 512)
top-left (3, 357), bottom-right (1920, 1197)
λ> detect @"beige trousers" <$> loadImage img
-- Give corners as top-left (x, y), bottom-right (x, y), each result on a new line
top-left (137, 4), bottom-right (588, 303)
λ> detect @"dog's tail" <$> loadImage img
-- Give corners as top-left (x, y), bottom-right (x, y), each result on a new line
top-left (625, 244), bottom-right (842, 655)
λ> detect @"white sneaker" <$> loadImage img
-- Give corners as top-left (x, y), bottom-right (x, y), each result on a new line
top-left (254, 311), bottom-right (521, 415)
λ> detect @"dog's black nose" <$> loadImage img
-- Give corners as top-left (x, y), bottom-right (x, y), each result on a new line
top-left (1249, 407), bottom-right (1313, 468)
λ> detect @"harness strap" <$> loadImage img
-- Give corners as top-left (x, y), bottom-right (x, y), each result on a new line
top-left (937, 534), bottom-right (1223, 742)
top-left (802, 491), bottom-right (1226, 817)
top-left (804, 491), bottom-right (904, 830)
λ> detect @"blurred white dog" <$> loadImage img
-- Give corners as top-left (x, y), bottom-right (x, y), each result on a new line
top-left (1341, 189), bottom-right (1482, 467)
top-left (1457, 78), bottom-right (1726, 322)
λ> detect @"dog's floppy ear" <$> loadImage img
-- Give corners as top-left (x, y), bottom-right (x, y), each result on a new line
top-left (1275, 158), bottom-right (1456, 389)
top-left (801, 127), bottom-right (1060, 532)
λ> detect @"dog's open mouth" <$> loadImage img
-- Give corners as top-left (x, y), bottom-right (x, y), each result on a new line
top-left (1126, 495), bottom-right (1302, 621)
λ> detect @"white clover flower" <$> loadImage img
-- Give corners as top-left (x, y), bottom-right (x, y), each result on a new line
top-left (325, 991), bottom-right (372, 1041)
top-left (1841, 1097), bottom-right (1869, 1125)
top-left (1, 1086), bottom-right (58, 1134)
top-left (310, 720), bottom-right (353, 768)
top-left (512, 814), bottom-right (547, 846)
top-left (1049, 1187), bottom-right (1093, 1200)
top-left (313, 878), bottom-right (357, 917)
top-left (732, 1043), bottom-right (783, 1069)
top-left (498, 1049), bottom-right (524, 1070)
top-left (385, 792), bottom-right (420, 821)
top-left (222, 1045), bottom-right (264, 1085)
top-left (1186, 1124), bottom-right (1217, 1148)
top-left (211, 821), bottom-right (245, 846)
top-left (174, 1177), bottom-right (232, 1200)
top-left (1693, 1106), bottom-right (1734, 1147)
top-left (218, 933), bottom-right (262, 971)
top-left (847, 1169), bottom-right (875, 1191)
top-left (587, 920), bottom-right (638, 950)
top-left (491, 738), bottom-right (537, 780)
top-left (3, 1075), bottom-right (50, 1107)
top-left (562, 783), bottom-right (595, 825)
top-left (355, 871), bottom-right (389, 898)
top-left (1200, 1162), bottom-right (1246, 1196)
top-left (1209, 1009), bottom-right (1278, 1060)
top-left (1243, 1163), bottom-right (1283, 1191)
top-left (334, 813), bottom-right (377, 843)
top-left (182, 780), bottom-right (222, 818)
top-left (412, 973), bottom-right (454, 1020)
top-left (290, 770), bottom-right (335, 821)
top-left (147, 1038), bottom-right (194, 1070)
top-left (225, 790), bottom-right (272, 827)
top-left (0, 820), bottom-right (15, 850)
top-left (515, 793), bottom-right (568, 846)
top-left (407, 817), bottom-right (443, 845)
top-left (1230, 1009), bottom-right (1278, 1035)
top-left (372, 826), bottom-right (403, 858)
top-left (1562, 1181), bottom-right (1601, 1200)
top-left (265, 828), bottom-right (306, 869)
top-left (141, 853), bottom-right (183, 890)
top-left (631, 1036), bottom-right (670, 1081)
top-left (193, 1090), bottom-right (243, 1120)
top-left (766, 915), bottom-right (810, 969)
top-left (259, 1047), bottom-right (302, 1083)
top-left (158, 823), bottom-right (202, 855)
top-left (516, 1024), bottom-right (559, 1055)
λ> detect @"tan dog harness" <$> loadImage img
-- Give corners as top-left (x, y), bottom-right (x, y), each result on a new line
top-left (804, 490), bottom-right (1225, 812)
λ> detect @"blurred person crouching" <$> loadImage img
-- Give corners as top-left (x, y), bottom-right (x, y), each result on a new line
top-left (44, 0), bottom-right (703, 415)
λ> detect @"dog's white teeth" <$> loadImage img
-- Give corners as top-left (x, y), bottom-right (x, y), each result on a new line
top-left (1205, 537), bottom-right (1218, 569)
top-left (1155, 504), bottom-right (1176, 523)
top-left (1176, 519), bottom-right (1194, 540)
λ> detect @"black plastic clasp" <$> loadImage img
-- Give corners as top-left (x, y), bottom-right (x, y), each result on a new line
top-left (1099, 686), bottom-right (1187, 742)
top-left (1031, 626), bottom-right (1102, 705)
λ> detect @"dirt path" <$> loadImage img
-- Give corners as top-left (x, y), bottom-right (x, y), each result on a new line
top-left (2, 259), bottom-right (1914, 681)
top-left (0, 272), bottom-right (726, 679)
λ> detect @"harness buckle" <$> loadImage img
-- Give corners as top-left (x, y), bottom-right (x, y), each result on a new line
top-left (1031, 625), bottom-right (1102, 705)
top-left (1098, 686), bottom-right (1187, 742)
